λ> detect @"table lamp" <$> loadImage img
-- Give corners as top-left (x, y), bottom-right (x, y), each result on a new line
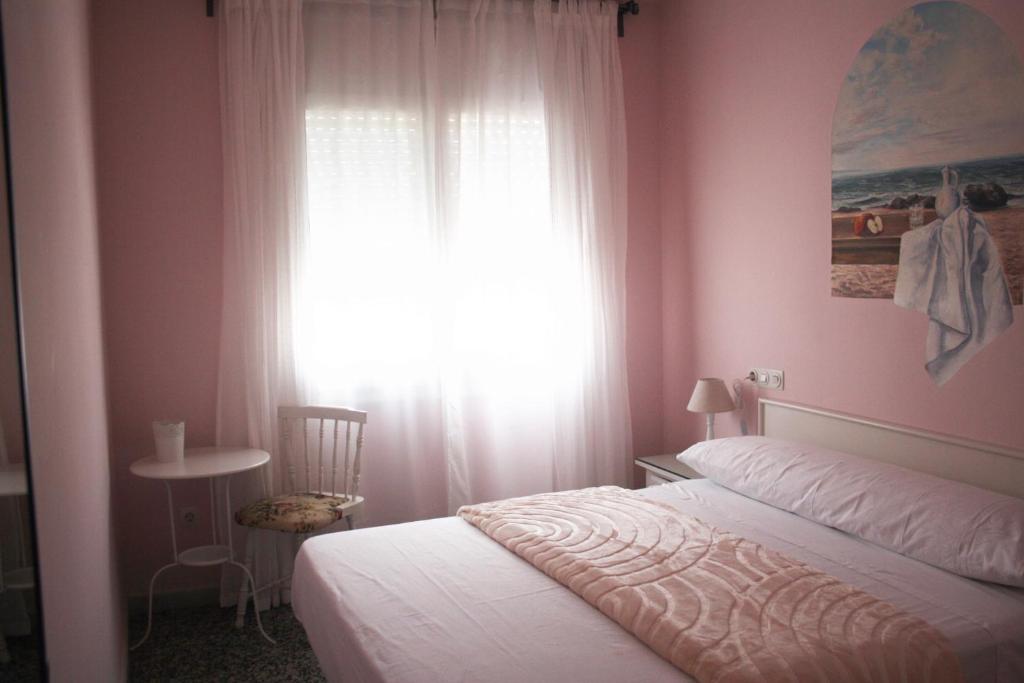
top-left (687, 377), bottom-right (735, 440)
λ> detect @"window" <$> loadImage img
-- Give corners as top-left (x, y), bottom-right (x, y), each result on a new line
top-left (304, 109), bottom-right (436, 388)
top-left (303, 108), bottom-right (588, 399)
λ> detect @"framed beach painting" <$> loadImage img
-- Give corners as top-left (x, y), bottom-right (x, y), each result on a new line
top-left (831, 1), bottom-right (1024, 306)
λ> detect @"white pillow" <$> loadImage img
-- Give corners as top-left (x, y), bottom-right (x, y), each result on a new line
top-left (678, 436), bottom-right (1024, 588)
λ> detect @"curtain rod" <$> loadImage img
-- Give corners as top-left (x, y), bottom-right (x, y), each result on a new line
top-left (615, 1), bottom-right (638, 37)
top-left (205, 1), bottom-right (640, 37)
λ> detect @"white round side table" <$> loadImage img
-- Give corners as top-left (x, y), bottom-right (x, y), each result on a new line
top-left (129, 447), bottom-right (272, 649)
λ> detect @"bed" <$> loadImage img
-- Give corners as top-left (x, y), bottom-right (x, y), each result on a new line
top-left (292, 400), bottom-right (1024, 682)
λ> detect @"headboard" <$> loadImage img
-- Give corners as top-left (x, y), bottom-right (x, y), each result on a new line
top-left (758, 399), bottom-right (1024, 499)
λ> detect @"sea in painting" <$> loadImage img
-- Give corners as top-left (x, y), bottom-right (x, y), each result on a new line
top-left (831, 2), bottom-right (1024, 303)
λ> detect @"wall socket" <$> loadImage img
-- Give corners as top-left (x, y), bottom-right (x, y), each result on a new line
top-left (750, 368), bottom-right (785, 390)
top-left (180, 506), bottom-right (199, 527)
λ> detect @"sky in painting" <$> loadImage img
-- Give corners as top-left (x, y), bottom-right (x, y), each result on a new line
top-left (832, 2), bottom-right (1024, 175)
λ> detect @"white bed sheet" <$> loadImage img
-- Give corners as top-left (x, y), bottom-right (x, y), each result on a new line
top-left (292, 479), bottom-right (1024, 682)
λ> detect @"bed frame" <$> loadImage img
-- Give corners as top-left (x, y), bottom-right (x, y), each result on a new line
top-left (758, 399), bottom-right (1024, 499)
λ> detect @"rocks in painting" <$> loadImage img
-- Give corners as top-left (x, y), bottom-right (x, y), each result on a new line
top-left (963, 183), bottom-right (1009, 211)
top-left (887, 193), bottom-right (935, 210)
top-left (835, 206), bottom-right (861, 213)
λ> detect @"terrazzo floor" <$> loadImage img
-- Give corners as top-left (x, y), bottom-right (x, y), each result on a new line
top-left (129, 605), bottom-right (326, 682)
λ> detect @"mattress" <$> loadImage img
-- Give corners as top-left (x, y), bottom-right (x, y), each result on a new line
top-left (292, 479), bottom-right (1024, 682)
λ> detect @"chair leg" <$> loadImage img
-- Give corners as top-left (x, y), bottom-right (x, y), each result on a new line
top-left (234, 560), bottom-right (276, 645)
top-left (235, 532), bottom-right (255, 629)
top-left (282, 532), bottom-right (312, 605)
top-left (345, 515), bottom-right (354, 531)
top-left (282, 537), bottom-right (295, 605)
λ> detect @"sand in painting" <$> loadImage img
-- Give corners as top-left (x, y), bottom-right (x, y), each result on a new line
top-left (831, 206), bottom-right (1024, 304)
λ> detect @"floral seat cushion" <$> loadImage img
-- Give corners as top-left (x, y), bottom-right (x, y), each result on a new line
top-left (235, 492), bottom-right (359, 533)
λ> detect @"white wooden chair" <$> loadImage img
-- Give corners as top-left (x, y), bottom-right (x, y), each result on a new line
top-left (233, 405), bottom-right (366, 629)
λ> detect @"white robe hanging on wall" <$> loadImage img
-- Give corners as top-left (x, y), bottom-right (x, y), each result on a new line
top-left (894, 206), bottom-right (1014, 385)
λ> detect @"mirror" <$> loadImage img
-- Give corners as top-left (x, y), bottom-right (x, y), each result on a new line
top-left (0, 13), bottom-right (44, 679)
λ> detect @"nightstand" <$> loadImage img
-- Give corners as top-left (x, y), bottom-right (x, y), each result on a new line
top-left (634, 453), bottom-right (702, 487)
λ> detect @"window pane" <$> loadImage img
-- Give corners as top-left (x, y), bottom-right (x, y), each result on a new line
top-left (304, 107), bottom-right (585, 399)
top-left (304, 109), bottom-right (437, 389)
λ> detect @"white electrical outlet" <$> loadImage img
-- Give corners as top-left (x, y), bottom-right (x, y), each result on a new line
top-left (180, 506), bottom-right (199, 527)
top-left (750, 368), bottom-right (784, 390)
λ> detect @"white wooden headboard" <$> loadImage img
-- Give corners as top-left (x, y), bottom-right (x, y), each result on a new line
top-left (758, 399), bottom-right (1024, 499)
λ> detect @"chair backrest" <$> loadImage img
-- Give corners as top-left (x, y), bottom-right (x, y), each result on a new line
top-left (278, 405), bottom-right (367, 499)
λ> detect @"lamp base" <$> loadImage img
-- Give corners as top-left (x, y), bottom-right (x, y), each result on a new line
top-left (705, 414), bottom-right (715, 441)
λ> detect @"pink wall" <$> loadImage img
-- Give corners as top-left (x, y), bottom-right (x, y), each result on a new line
top-left (3, 0), bottom-right (126, 678)
top-left (621, 1), bottom-right (666, 468)
top-left (92, 0), bottom-right (225, 598)
top-left (659, 0), bottom-right (1024, 450)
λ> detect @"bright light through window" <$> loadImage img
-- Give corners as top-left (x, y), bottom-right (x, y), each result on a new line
top-left (303, 108), bottom-right (588, 399)
top-left (304, 109), bottom-right (436, 391)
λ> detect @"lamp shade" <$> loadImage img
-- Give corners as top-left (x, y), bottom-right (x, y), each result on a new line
top-left (687, 378), bottom-right (734, 414)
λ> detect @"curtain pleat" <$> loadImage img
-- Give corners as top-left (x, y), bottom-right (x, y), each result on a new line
top-left (217, 0), bottom-right (308, 610)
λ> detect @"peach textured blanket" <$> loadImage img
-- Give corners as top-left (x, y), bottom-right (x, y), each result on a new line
top-left (457, 486), bottom-right (963, 683)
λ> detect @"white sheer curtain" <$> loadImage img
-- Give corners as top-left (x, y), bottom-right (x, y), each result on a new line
top-left (300, 0), bottom-right (631, 520)
top-left (217, 0), bottom-right (308, 608)
top-left (218, 0), bottom-right (631, 545)
top-left (432, 0), bottom-right (630, 509)
top-left (301, 0), bottom-right (449, 523)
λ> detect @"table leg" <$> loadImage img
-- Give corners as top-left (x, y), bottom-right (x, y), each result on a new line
top-left (164, 481), bottom-right (178, 559)
top-left (209, 478), bottom-right (217, 544)
top-left (131, 481), bottom-right (183, 650)
top-left (230, 558), bottom-right (275, 644)
top-left (129, 561), bottom-right (177, 651)
top-left (225, 476), bottom-right (234, 561)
